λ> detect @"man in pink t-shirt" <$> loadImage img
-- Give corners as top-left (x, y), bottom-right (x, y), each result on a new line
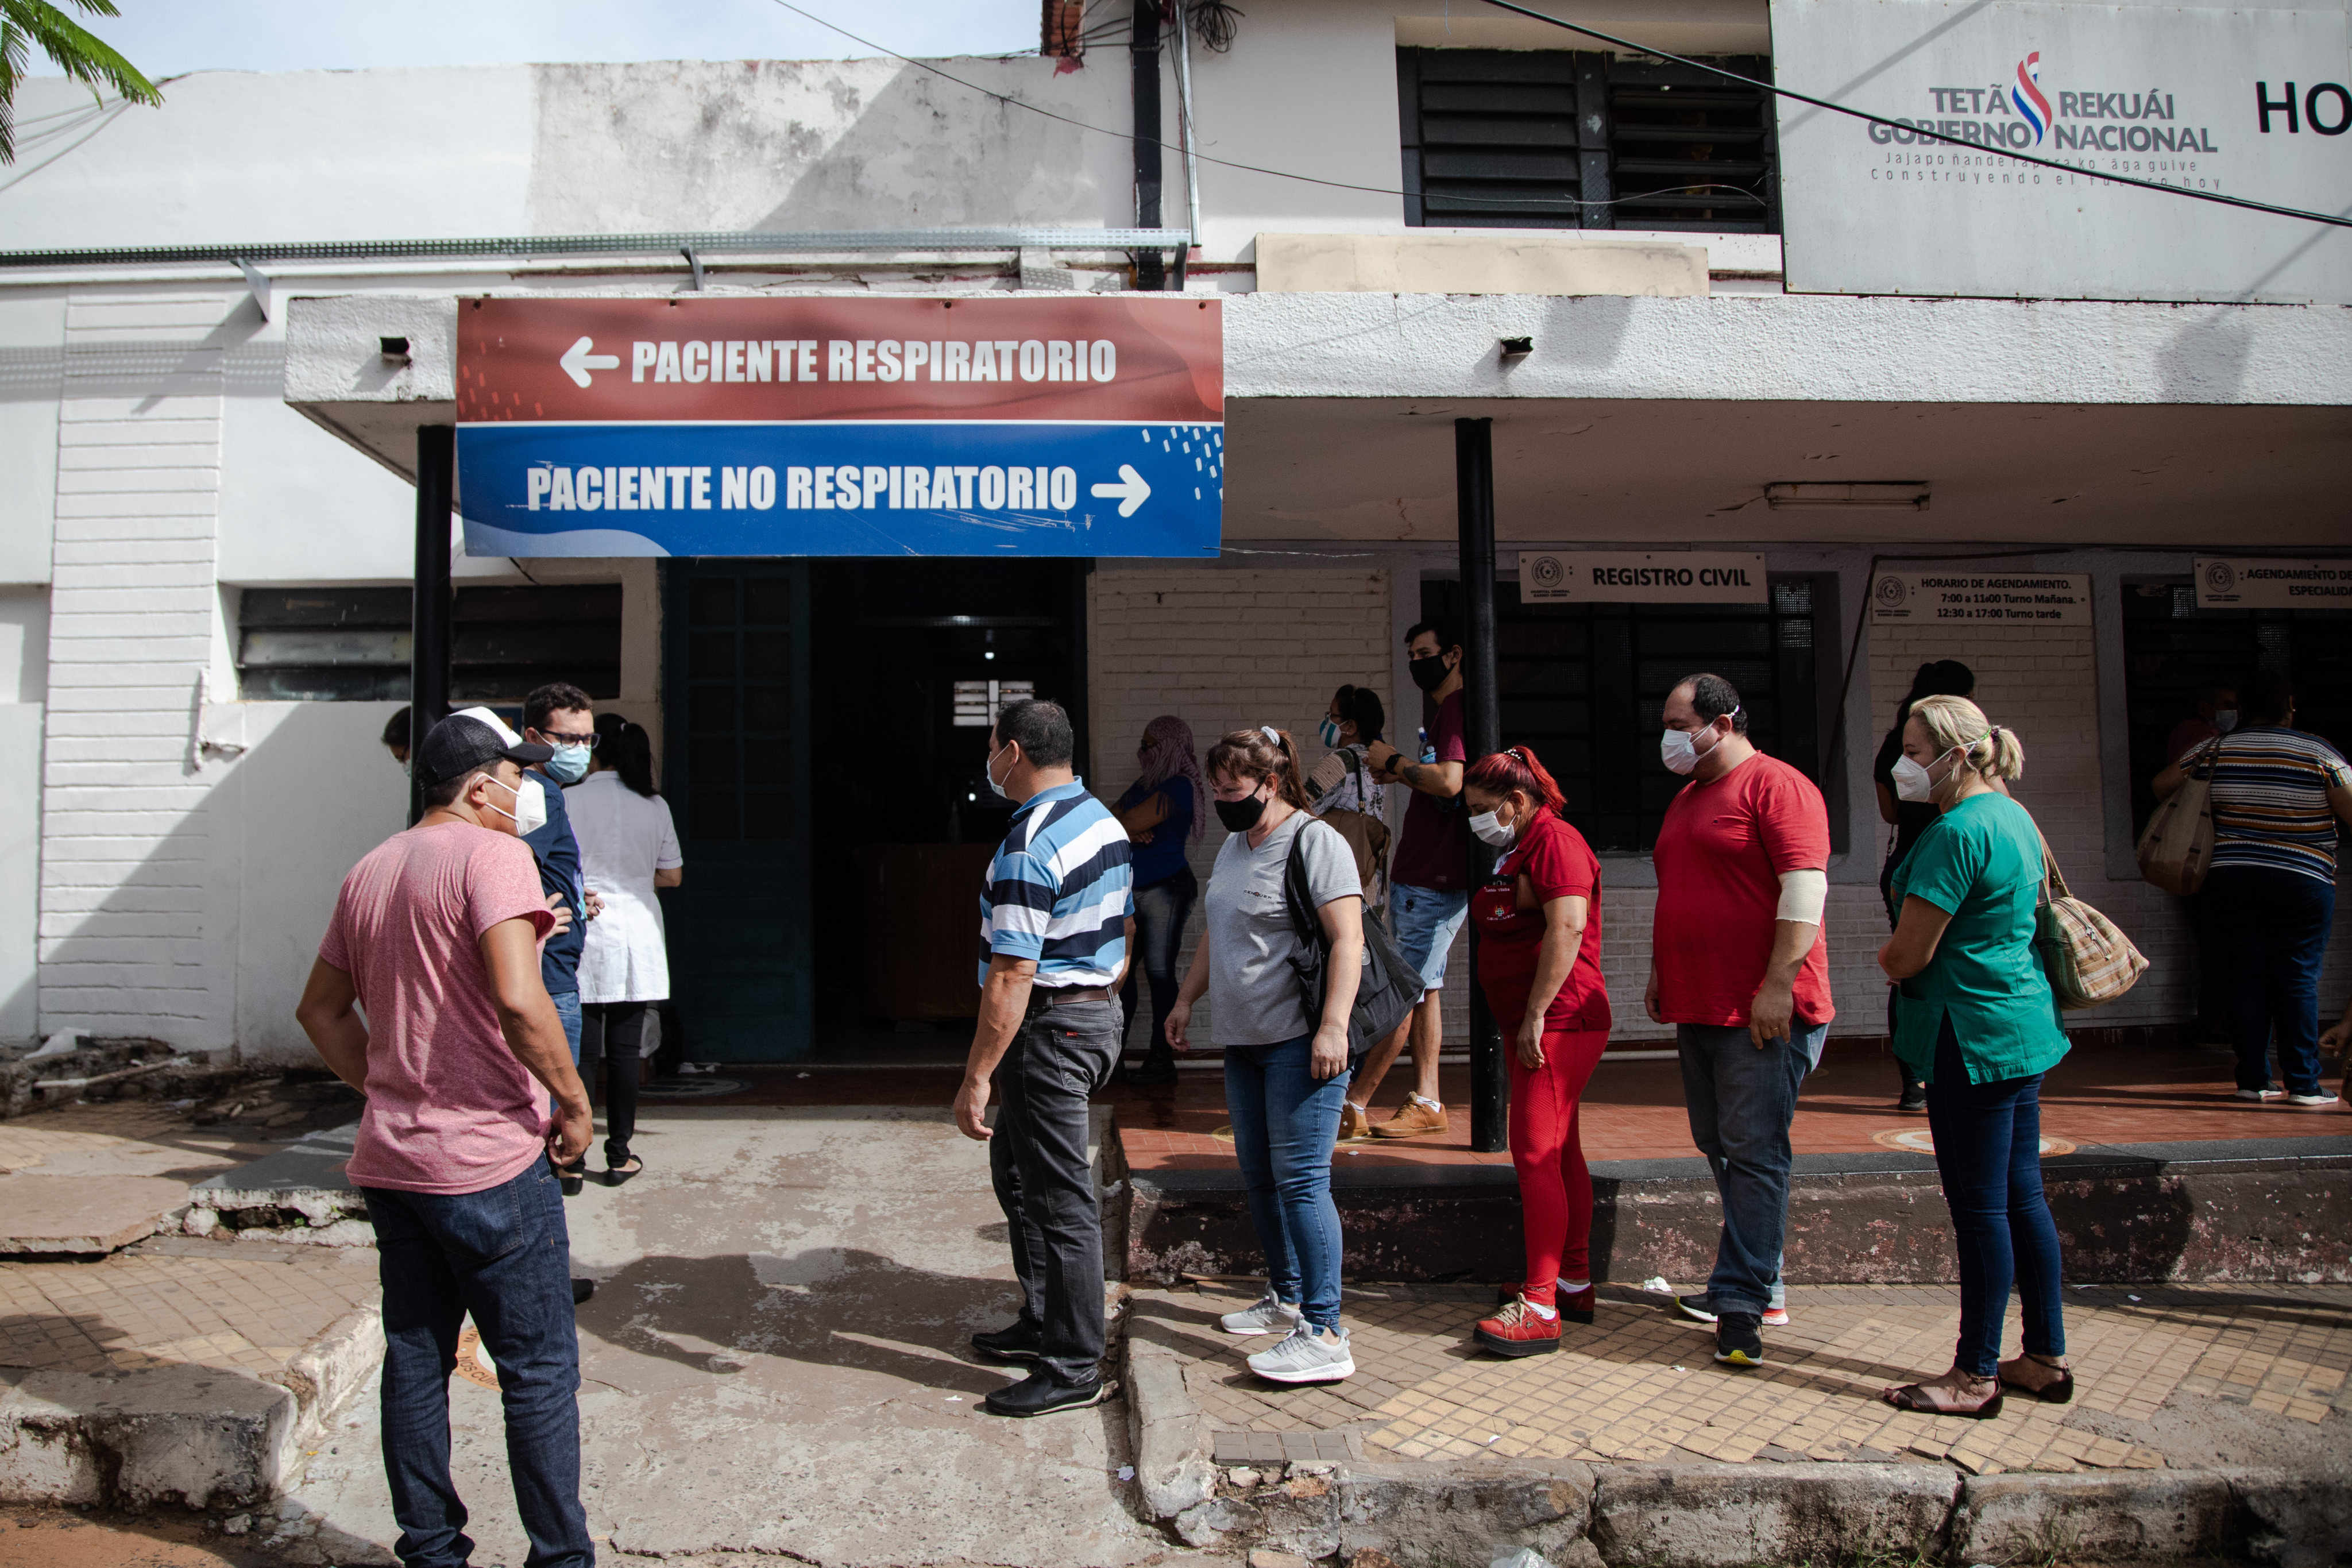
top-left (1646, 673), bottom-right (1834, 1374)
top-left (296, 712), bottom-right (595, 1568)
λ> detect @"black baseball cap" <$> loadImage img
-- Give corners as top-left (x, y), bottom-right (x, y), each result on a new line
top-left (415, 708), bottom-right (552, 787)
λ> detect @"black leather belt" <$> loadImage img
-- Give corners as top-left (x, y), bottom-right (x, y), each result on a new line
top-left (1027, 985), bottom-right (1111, 1013)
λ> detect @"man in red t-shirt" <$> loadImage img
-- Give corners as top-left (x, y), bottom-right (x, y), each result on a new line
top-left (1647, 673), bottom-right (1833, 1372)
top-left (295, 713), bottom-right (596, 1568)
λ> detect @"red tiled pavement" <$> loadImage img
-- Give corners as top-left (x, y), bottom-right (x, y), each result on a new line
top-left (647, 1038), bottom-right (2349, 1173)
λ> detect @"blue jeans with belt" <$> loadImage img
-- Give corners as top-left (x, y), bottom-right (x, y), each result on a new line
top-left (2206, 864), bottom-right (2335, 1097)
top-left (1224, 1036), bottom-right (1350, 1330)
top-left (360, 1154), bottom-right (593, 1568)
top-left (1925, 1015), bottom-right (2066, 1377)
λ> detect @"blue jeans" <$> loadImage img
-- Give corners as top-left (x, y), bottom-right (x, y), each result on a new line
top-left (1676, 1021), bottom-right (1825, 1319)
top-left (1225, 1036), bottom-right (1350, 1330)
top-left (549, 990), bottom-right (582, 1067)
top-left (1391, 883), bottom-right (1470, 995)
top-left (1925, 1017), bottom-right (2065, 1377)
top-left (1120, 868), bottom-right (1197, 1062)
top-left (2207, 865), bottom-right (2335, 1096)
top-left (360, 1156), bottom-right (593, 1568)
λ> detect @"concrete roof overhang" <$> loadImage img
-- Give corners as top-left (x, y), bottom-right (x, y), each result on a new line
top-left (284, 288), bottom-right (2352, 547)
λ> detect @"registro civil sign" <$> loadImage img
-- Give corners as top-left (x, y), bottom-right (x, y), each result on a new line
top-left (454, 296), bottom-right (1223, 558)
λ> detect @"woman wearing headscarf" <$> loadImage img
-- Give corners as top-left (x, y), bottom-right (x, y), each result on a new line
top-left (1111, 715), bottom-right (1204, 1085)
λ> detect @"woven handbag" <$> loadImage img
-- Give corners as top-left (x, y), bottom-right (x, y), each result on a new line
top-left (2135, 737), bottom-right (2219, 894)
top-left (2034, 841), bottom-right (2149, 1009)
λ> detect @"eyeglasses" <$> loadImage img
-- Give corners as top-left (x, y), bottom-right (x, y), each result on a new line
top-left (539, 731), bottom-right (600, 749)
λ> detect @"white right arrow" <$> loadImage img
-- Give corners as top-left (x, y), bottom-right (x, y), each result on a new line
top-left (1090, 464), bottom-right (1152, 518)
top-left (558, 335), bottom-right (621, 389)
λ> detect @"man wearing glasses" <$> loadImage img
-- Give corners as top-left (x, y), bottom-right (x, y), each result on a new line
top-left (521, 684), bottom-right (600, 1086)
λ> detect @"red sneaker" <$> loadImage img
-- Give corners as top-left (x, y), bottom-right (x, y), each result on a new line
top-left (1474, 1296), bottom-right (1562, 1358)
top-left (1558, 1284), bottom-right (1597, 1325)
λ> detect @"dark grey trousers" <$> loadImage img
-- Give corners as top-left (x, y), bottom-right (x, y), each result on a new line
top-left (989, 997), bottom-right (1120, 1381)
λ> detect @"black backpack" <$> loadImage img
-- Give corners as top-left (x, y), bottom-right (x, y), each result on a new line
top-left (1281, 818), bottom-right (1422, 1064)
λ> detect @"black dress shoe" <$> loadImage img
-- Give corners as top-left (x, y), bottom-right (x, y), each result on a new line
top-left (971, 1323), bottom-right (1044, 1364)
top-left (982, 1368), bottom-right (1115, 1418)
top-left (571, 1278), bottom-right (595, 1306)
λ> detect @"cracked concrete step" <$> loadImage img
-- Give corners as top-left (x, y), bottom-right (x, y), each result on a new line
top-left (0, 1174), bottom-right (190, 1254)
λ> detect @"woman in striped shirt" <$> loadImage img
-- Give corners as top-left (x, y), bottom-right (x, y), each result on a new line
top-left (2156, 670), bottom-right (2352, 1109)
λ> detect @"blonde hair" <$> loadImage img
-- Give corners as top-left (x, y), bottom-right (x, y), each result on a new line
top-left (1907, 694), bottom-right (2025, 781)
top-left (1205, 725), bottom-right (1309, 808)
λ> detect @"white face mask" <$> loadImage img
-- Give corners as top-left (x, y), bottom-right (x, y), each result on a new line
top-left (2214, 709), bottom-right (2239, 735)
top-left (482, 773), bottom-right (547, 836)
top-left (1891, 746), bottom-right (1959, 804)
top-left (984, 740), bottom-right (1014, 800)
top-left (1469, 804), bottom-right (1518, 849)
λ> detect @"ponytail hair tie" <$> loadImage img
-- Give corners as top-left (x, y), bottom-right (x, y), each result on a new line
top-left (1261, 725), bottom-right (1281, 744)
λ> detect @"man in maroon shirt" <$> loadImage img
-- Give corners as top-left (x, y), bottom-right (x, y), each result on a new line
top-left (1353, 619), bottom-right (1473, 1140)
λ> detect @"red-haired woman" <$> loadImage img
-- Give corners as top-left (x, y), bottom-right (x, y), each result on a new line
top-left (1461, 746), bottom-right (1611, 1357)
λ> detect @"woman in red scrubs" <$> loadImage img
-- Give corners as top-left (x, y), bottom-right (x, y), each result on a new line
top-left (1462, 747), bottom-right (1612, 1357)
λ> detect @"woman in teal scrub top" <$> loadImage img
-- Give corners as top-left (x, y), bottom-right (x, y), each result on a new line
top-left (1875, 695), bottom-right (2072, 1419)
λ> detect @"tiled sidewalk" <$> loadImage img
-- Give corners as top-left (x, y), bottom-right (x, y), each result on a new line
top-left (0, 1237), bottom-right (379, 1379)
top-left (1134, 1278), bottom-right (2352, 1478)
top-left (0, 1100), bottom-right (377, 1382)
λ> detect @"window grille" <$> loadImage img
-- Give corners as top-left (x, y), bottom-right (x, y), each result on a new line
top-left (1420, 575), bottom-right (1828, 853)
top-left (1397, 49), bottom-right (1778, 234)
top-left (235, 585), bottom-right (623, 702)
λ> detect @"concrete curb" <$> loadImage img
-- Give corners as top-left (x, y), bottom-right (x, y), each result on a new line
top-left (0, 1304), bottom-right (383, 1509)
top-left (1121, 1353), bottom-right (2342, 1565)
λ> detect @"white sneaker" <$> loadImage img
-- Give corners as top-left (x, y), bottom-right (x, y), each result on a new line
top-left (2286, 1090), bottom-right (2341, 1108)
top-left (2234, 1088), bottom-right (2283, 1102)
top-left (1247, 1323), bottom-right (1354, 1384)
top-left (1219, 1293), bottom-right (1303, 1336)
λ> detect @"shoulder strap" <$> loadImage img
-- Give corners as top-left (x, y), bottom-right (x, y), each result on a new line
top-left (1283, 820), bottom-right (1319, 945)
top-left (2038, 835), bottom-right (2071, 905)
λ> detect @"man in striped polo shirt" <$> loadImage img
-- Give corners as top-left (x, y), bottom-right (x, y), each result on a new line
top-left (956, 698), bottom-right (1135, 1417)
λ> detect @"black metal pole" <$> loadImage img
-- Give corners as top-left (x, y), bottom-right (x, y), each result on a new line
top-left (1130, 0), bottom-right (1167, 291)
top-left (408, 424), bottom-right (454, 825)
top-left (1455, 416), bottom-right (1505, 1154)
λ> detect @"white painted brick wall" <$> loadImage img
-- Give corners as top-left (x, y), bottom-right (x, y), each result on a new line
top-left (1088, 564), bottom-right (1391, 1048)
top-left (37, 294), bottom-right (232, 1048)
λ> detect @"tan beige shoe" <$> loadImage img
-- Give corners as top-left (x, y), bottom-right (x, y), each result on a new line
top-left (1338, 1102), bottom-right (1372, 1142)
top-left (1371, 1095), bottom-right (1447, 1138)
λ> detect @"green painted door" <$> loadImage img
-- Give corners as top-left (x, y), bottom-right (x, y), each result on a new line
top-left (659, 562), bottom-right (813, 1061)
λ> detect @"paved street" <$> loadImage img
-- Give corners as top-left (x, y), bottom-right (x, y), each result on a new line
top-left (284, 1107), bottom-right (1170, 1567)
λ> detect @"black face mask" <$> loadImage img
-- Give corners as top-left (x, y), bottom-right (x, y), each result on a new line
top-left (1408, 653), bottom-right (1453, 694)
top-left (1214, 793), bottom-right (1268, 833)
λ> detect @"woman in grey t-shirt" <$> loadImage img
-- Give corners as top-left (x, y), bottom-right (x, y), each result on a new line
top-left (1167, 727), bottom-right (1367, 1386)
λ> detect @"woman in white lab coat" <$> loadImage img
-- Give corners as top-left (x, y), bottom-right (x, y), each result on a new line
top-left (566, 713), bottom-right (683, 1184)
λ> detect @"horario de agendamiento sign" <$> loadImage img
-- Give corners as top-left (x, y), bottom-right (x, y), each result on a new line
top-left (453, 296), bottom-right (1223, 558)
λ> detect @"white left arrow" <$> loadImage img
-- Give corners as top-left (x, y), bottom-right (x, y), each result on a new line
top-left (559, 335), bottom-right (621, 388)
top-left (1090, 464), bottom-right (1152, 518)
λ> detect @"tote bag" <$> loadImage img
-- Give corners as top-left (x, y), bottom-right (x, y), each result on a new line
top-left (1281, 818), bottom-right (1420, 1063)
top-left (2035, 840), bottom-right (2149, 1009)
top-left (1314, 751), bottom-right (1393, 903)
top-left (2135, 737), bottom-right (2219, 895)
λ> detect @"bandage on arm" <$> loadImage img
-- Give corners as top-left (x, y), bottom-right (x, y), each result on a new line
top-left (1775, 868), bottom-right (1828, 925)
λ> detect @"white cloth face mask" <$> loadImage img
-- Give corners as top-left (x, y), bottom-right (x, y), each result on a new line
top-left (1891, 746), bottom-right (1959, 804)
top-left (2214, 709), bottom-right (2238, 734)
top-left (1660, 728), bottom-right (1700, 776)
top-left (1469, 807), bottom-right (1517, 848)
top-left (484, 773), bottom-right (547, 836)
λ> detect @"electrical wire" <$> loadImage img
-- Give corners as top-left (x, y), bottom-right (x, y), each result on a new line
top-left (1476, 0), bottom-right (2352, 231)
top-left (765, 0), bottom-right (1755, 213)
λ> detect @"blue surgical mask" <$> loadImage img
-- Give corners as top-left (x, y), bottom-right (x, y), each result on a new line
top-left (1319, 717), bottom-right (1343, 749)
top-left (543, 743), bottom-right (592, 785)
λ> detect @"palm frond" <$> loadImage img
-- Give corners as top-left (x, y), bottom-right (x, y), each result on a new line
top-left (0, 0), bottom-right (159, 164)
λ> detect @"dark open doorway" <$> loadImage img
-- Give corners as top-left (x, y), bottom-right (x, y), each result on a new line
top-left (805, 559), bottom-right (1090, 1057)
